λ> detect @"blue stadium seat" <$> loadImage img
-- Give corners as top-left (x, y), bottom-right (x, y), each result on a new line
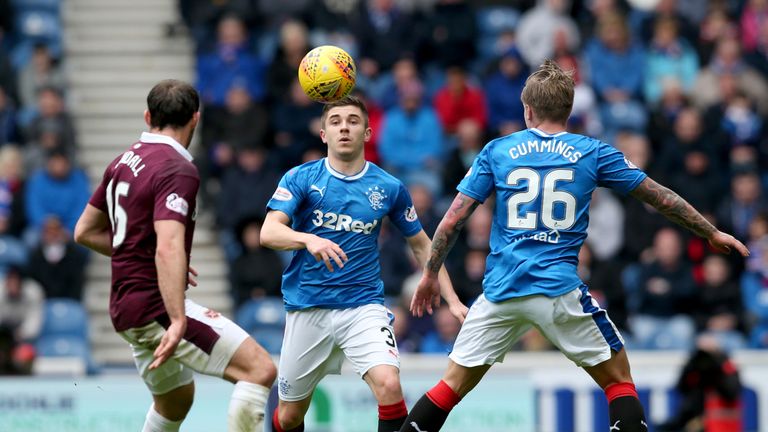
top-left (236, 298), bottom-right (286, 331)
top-left (35, 335), bottom-right (89, 358)
top-left (252, 327), bottom-right (284, 355)
top-left (15, 10), bottom-right (61, 41)
top-left (11, 0), bottom-right (61, 14)
top-left (40, 298), bottom-right (89, 339)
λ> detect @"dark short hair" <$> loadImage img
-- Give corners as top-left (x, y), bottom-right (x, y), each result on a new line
top-left (146, 79), bottom-right (200, 129)
top-left (320, 95), bottom-right (369, 128)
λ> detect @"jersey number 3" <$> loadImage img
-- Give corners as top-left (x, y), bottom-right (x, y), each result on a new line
top-left (507, 168), bottom-right (576, 230)
top-left (106, 179), bottom-right (130, 247)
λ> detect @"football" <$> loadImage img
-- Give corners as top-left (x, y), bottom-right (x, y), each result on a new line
top-left (298, 45), bottom-right (357, 103)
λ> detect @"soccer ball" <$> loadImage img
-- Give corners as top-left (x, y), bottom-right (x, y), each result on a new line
top-left (298, 45), bottom-right (356, 103)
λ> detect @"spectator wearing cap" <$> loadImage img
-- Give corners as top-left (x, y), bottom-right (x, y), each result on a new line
top-left (24, 148), bottom-right (89, 245)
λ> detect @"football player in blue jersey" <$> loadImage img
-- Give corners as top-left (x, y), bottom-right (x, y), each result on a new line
top-left (398, 61), bottom-right (750, 432)
top-left (261, 95), bottom-right (468, 432)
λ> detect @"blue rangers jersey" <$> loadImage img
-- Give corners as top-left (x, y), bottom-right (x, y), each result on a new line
top-left (267, 158), bottom-right (422, 310)
top-left (457, 128), bottom-right (647, 302)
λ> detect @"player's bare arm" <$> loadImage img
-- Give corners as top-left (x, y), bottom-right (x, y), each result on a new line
top-left (411, 193), bottom-right (479, 318)
top-left (74, 204), bottom-right (113, 257)
top-left (629, 177), bottom-right (750, 256)
top-left (406, 231), bottom-right (468, 323)
top-left (150, 219), bottom-right (189, 370)
top-left (261, 210), bottom-right (348, 272)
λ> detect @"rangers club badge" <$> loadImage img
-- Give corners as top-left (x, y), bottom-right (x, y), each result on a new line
top-left (365, 186), bottom-right (387, 210)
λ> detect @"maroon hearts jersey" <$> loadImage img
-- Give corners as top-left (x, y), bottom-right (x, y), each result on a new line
top-left (89, 132), bottom-right (198, 331)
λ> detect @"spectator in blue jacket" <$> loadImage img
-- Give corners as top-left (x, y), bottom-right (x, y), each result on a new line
top-left (484, 46), bottom-right (528, 136)
top-left (644, 16), bottom-right (700, 104)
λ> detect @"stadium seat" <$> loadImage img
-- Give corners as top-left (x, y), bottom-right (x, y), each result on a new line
top-left (39, 298), bottom-right (89, 339)
top-left (252, 327), bottom-right (284, 355)
top-left (236, 298), bottom-right (286, 331)
top-left (11, 0), bottom-right (61, 14)
top-left (35, 335), bottom-right (89, 358)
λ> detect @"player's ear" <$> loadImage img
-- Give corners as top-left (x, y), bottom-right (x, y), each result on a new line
top-left (363, 127), bottom-right (372, 142)
top-left (143, 109), bottom-right (151, 128)
top-left (319, 128), bottom-right (327, 144)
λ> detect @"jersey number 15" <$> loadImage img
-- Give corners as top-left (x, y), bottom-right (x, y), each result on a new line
top-left (106, 179), bottom-right (130, 247)
top-left (507, 168), bottom-right (576, 230)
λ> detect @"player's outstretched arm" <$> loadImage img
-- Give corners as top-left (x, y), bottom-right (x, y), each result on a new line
top-left (411, 193), bottom-right (479, 318)
top-left (151, 219), bottom-right (189, 370)
top-left (629, 177), bottom-right (750, 256)
top-left (406, 231), bottom-right (468, 323)
top-left (74, 204), bottom-right (113, 257)
top-left (261, 210), bottom-right (348, 272)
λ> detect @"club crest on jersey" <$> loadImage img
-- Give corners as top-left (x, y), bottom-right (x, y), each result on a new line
top-left (165, 193), bottom-right (189, 216)
top-left (365, 186), bottom-right (387, 210)
top-left (404, 206), bottom-right (418, 222)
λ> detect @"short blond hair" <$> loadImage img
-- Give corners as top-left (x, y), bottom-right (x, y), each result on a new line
top-left (520, 59), bottom-right (575, 123)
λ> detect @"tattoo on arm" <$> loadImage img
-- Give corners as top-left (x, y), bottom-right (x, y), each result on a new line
top-left (629, 177), bottom-right (717, 239)
top-left (426, 194), bottom-right (480, 273)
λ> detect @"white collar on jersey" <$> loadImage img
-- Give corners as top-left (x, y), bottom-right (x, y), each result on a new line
top-left (324, 157), bottom-right (369, 180)
top-left (139, 132), bottom-right (194, 162)
top-left (530, 128), bottom-right (568, 138)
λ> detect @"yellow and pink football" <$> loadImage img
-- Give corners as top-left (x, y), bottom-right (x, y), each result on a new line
top-left (298, 45), bottom-right (357, 103)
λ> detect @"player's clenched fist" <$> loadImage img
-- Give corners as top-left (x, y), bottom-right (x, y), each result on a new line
top-left (305, 234), bottom-right (348, 272)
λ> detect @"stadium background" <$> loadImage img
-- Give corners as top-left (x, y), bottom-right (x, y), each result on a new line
top-left (1, 0), bottom-right (768, 430)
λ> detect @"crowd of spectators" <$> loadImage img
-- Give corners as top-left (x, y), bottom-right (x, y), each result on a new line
top-left (0, 0), bottom-right (88, 374)
top-left (185, 0), bottom-right (768, 355)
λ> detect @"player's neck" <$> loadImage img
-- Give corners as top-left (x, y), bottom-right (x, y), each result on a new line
top-left (327, 155), bottom-right (366, 176)
top-left (149, 127), bottom-right (191, 149)
top-left (530, 120), bottom-right (567, 135)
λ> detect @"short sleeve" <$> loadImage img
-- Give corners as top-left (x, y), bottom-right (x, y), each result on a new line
top-left (596, 142), bottom-right (647, 195)
top-left (88, 176), bottom-right (108, 213)
top-left (266, 168), bottom-right (306, 220)
top-left (388, 181), bottom-right (423, 238)
top-left (457, 144), bottom-right (495, 203)
top-left (153, 173), bottom-right (199, 223)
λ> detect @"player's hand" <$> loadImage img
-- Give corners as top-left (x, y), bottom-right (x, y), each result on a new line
top-left (410, 272), bottom-right (441, 318)
top-left (149, 319), bottom-right (186, 370)
top-left (708, 231), bottom-right (750, 257)
top-left (188, 265), bottom-right (198, 287)
top-left (448, 300), bottom-right (469, 324)
top-left (305, 235), bottom-right (348, 272)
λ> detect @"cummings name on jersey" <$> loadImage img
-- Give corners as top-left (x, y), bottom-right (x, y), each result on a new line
top-left (509, 139), bottom-right (583, 163)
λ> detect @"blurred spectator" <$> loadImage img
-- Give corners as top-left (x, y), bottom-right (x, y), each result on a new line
top-left (0, 86), bottom-right (18, 145)
top-left (646, 80), bottom-right (688, 151)
top-left (373, 56), bottom-right (422, 111)
top-left (628, 227), bottom-right (697, 350)
top-left (350, 0), bottom-right (418, 79)
top-left (196, 15), bottom-right (266, 107)
top-left (391, 304), bottom-right (419, 353)
top-left (229, 217), bottom-right (283, 307)
top-left (217, 146), bottom-right (280, 259)
top-left (25, 86), bottom-right (77, 158)
top-left (719, 91), bottom-right (763, 150)
top-left (484, 46), bottom-right (527, 136)
top-left (272, 81), bottom-right (323, 169)
top-left (178, 0), bottom-right (260, 51)
top-left (422, 0), bottom-right (477, 68)
top-left (24, 149), bottom-right (90, 239)
top-left (442, 119), bottom-right (483, 194)
top-left (656, 107), bottom-right (717, 178)
top-left (669, 145), bottom-right (723, 215)
top-left (379, 79), bottom-right (444, 195)
top-left (0, 44), bottom-right (16, 105)
top-left (199, 84), bottom-right (270, 187)
top-left (644, 16), bottom-right (699, 104)
top-left (697, 4), bottom-right (738, 65)
top-left (639, 0), bottom-right (698, 45)
top-left (516, 0), bottom-right (580, 69)
top-left (0, 265), bottom-right (43, 375)
top-left (586, 188), bottom-right (624, 261)
top-left (266, 19), bottom-right (309, 104)
top-left (432, 65), bottom-right (487, 135)
top-left (742, 214), bottom-right (768, 348)
top-left (555, 35), bottom-right (602, 136)
top-left (0, 207), bottom-right (26, 276)
top-left (694, 255), bottom-right (746, 351)
top-left (657, 340), bottom-right (742, 432)
top-left (419, 305), bottom-right (461, 354)
top-left (584, 12), bottom-right (647, 139)
top-left (18, 43), bottom-right (65, 110)
top-left (745, 18), bottom-right (768, 76)
top-left (408, 182), bottom-right (440, 237)
top-left (578, 243), bottom-right (629, 333)
top-left (693, 35), bottom-right (768, 115)
top-left (0, 146), bottom-right (26, 236)
top-left (28, 216), bottom-right (86, 300)
top-left (454, 248), bottom-right (485, 305)
top-left (716, 170), bottom-right (767, 241)
top-left (739, 0), bottom-right (768, 53)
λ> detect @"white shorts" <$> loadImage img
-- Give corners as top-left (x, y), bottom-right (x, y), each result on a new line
top-left (450, 287), bottom-right (624, 368)
top-left (118, 299), bottom-right (250, 395)
top-left (277, 304), bottom-right (399, 401)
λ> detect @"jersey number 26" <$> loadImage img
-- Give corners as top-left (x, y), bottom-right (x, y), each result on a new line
top-left (506, 168), bottom-right (576, 230)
